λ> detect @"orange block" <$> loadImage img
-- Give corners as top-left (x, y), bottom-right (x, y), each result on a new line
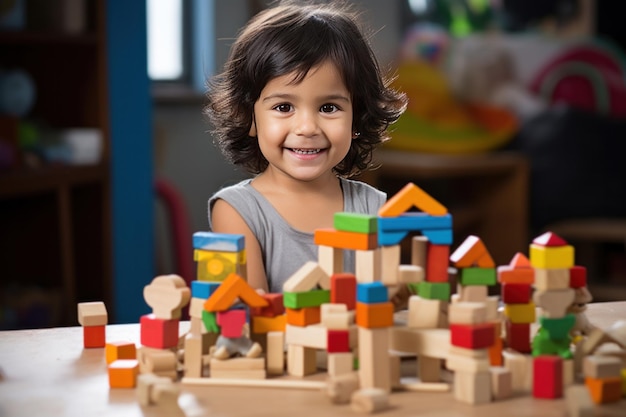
top-left (449, 235), bottom-right (493, 268)
top-left (497, 266), bottom-right (534, 284)
top-left (251, 314), bottom-right (287, 334)
top-left (355, 302), bottom-right (394, 328)
top-left (83, 325), bottom-right (105, 348)
top-left (489, 337), bottom-right (503, 366)
top-left (108, 359), bottom-right (139, 388)
top-left (204, 273), bottom-right (268, 312)
top-left (378, 182), bottom-right (447, 217)
top-left (314, 228), bottom-right (377, 251)
top-left (286, 306), bottom-right (321, 326)
top-left (510, 252), bottom-right (532, 268)
top-left (585, 376), bottom-right (622, 404)
top-left (105, 341), bottom-right (137, 364)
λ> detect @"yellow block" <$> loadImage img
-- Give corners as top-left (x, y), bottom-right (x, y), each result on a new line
top-left (622, 368), bottom-right (626, 396)
top-left (195, 249), bottom-right (246, 281)
top-left (529, 244), bottom-right (574, 269)
top-left (504, 302), bottom-right (536, 324)
top-left (252, 315), bottom-right (287, 334)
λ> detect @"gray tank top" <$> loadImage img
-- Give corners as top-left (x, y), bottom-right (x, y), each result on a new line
top-left (208, 177), bottom-right (386, 293)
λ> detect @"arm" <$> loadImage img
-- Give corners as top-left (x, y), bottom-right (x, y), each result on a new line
top-left (211, 199), bottom-right (269, 293)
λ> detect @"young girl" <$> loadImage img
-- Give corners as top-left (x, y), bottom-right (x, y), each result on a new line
top-left (205, 2), bottom-right (407, 294)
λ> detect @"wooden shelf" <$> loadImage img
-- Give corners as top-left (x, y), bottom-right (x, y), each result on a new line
top-left (0, 31), bottom-right (98, 46)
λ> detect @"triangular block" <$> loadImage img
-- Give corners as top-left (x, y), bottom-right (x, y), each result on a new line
top-left (378, 183), bottom-right (447, 217)
top-left (532, 232), bottom-right (567, 247)
top-left (450, 235), bottom-right (494, 268)
top-left (204, 273), bottom-right (268, 312)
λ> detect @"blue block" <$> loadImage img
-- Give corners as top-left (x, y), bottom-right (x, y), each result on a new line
top-left (356, 282), bottom-right (388, 303)
top-left (378, 213), bottom-right (452, 232)
top-left (193, 232), bottom-right (245, 252)
top-left (191, 281), bottom-right (220, 299)
top-left (422, 229), bottom-right (453, 245)
top-left (377, 229), bottom-right (408, 246)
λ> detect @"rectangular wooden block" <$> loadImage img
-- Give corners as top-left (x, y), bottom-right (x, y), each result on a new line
top-left (380, 245), bottom-right (401, 286)
top-left (454, 370), bottom-right (492, 404)
top-left (446, 354), bottom-right (490, 373)
top-left (448, 302), bottom-right (487, 325)
top-left (501, 283), bottom-right (532, 304)
top-left (285, 306), bottom-right (321, 326)
top-left (320, 304), bottom-right (352, 329)
top-left (358, 327), bottom-right (391, 392)
top-left (411, 235), bottom-right (428, 268)
top-left (327, 329), bottom-right (350, 353)
top-left (355, 248), bottom-right (381, 283)
top-left (585, 376), bottom-right (623, 404)
top-left (418, 356), bottom-right (442, 382)
top-left (283, 289), bottom-right (330, 309)
top-left (251, 314), bottom-right (286, 334)
top-left (334, 212), bottom-right (378, 234)
top-left (426, 243), bottom-right (449, 283)
top-left (565, 385), bottom-right (594, 417)
top-left (458, 267), bottom-right (497, 286)
top-left (407, 295), bottom-right (445, 329)
top-left (503, 302), bottom-right (536, 324)
top-left (318, 245), bottom-right (344, 277)
top-left (450, 323), bottom-right (495, 349)
top-left (287, 344), bottom-right (317, 377)
top-left (77, 301), bottom-right (108, 327)
top-left (105, 341), bottom-right (137, 364)
top-left (210, 357), bottom-right (265, 370)
top-left (285, 324), bottom-right (327, 349)
top-left (390, 328), bottom-right (450, 359)
top-left (83, 325), bottom-right (106, 348)
top-left (378, 212), bottom-right (452, 231)
top-left (456, 284), bottom-right (488, 302)
top-left (108, 359), bottom-right (139, 388)
top-left (331, 273), bottom-right (357, 310)
top-left (192, 231), bottom-right (244, 252)
top-left (569, 266), bottom-right (587, 288)
top-left (505, 320), bottom-right (531, 353)
top-left (140, 314), bottom-right (179, 349)
top-left (533, 355), bottom-right (563, 399)
top-left (415, 281), bottom-right (450, 301)
top-left (534, 268), bottom-right (570, 290)
top-left (583, 355), bottom-right (622, 379)
top-left (503, 350), bottom-right (533, 392)
top-left (210, 368), bottom-right (267, 380)
top-left (314, 228), bottom-right (377, 251)
top-left (266, 331), bottom-right (285, 375)
top-left (251, 293), bottom-right (285, 317)
top-left (356, 282), bottom-right (388, 303)
top-left (327, 352), bottom-right (354, 377)
top-left (190, 280), bottom-right (220, 300)
top-left (529, 244), bottom-right (574, 269)
top-left (355, 302), bottom-right (394, 329)
top-left (497, 265), bottom-right (534, 285)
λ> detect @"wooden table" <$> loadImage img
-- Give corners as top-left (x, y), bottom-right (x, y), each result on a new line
top-left (0, 303), bottom-right (624, 417)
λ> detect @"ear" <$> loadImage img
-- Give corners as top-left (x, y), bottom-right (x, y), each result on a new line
top-left (249, 116), bottom-right (257, 137)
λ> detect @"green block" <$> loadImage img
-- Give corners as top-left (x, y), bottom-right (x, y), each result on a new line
top-left (334, 212), bottom-right (378, 234)
top-left (459, 267), bottom-right (497, 286)
top-left (531, 327), bottom-right (572, 359)
top-left (540, 314), bottom-right (576, 340)
top-left (283, 289), bottom-right (331, 309)
top-left (201, 310), bottom-right (220, 333)
top-left (415, 281), bottom-right (450, 301)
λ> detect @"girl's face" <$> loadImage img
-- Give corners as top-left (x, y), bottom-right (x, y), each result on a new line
top-left (251, 60), bottom-right (353, 184)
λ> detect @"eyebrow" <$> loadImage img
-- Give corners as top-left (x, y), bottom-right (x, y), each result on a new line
top-left (262, 93), bottom-right (351, 103)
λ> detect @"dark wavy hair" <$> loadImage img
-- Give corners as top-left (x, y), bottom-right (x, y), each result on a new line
top-left (204, 1), bottom-right (407, 177)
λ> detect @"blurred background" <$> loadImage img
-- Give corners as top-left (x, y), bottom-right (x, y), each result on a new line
top-left (1, 0), bottom-right (624, 329)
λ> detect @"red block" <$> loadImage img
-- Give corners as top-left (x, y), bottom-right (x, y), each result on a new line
top-left (501, 283), bottom-right (532, 304)
top-left (505, 320), bottom-right (531, 353)
top-left (331, 273), bottom-right (356, 310)
top-left (569, 266), bottom-right (587, 288)
top-left (217, 309), bottom-right (247, 338)
top-left (426, 244), bottom-right (450, 282)
top-left (533, 356), bottom-right (563, 399)
top-left (251, 293), bottom-right (285, 317)
top-left (327, 329), bottom-right (350, 353)
top-left (83, 325), bottom-right (106, 348)
top-left (449, 323), bottom-right (495, 349)
top-left (140, 314), bottom-right (179, 349)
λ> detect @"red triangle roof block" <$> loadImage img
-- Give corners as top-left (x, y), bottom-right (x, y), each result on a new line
top-left (532, 231), bottom-right (568, 247)
top-left (509, 252), bottom-right (532, 268)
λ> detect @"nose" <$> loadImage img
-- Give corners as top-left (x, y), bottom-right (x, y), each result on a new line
top-left (293, 110), bottom-right (319, 137)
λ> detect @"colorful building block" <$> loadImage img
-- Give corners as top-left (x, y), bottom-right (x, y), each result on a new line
top-left (421, 229), bottom-right (453, 245)
top-left (204, 273), bottom-right (268, 312)
top-left (217, 309), bottom-right (247, 338)
top-left (83, 325), bottom-right (106, 348)
top-left (569, 266), bottom-right (587, 288)
top-left (450, 323), bottom-right (495, 349)
top-left (327, 330), bottom-right (351, 353)
top-left (191, 281), bottom-right (220, 299)
top-left (426, 243), bottom-right (450, 283)
top-left (413, 281), bottom-right (450, 301)
top-left (283, 290), bottom-right (330, 309)
top-left (503, 302), bottom-right (536, 324)
top-left (334, 212), bottom-right (378, 233)
top-left (251, 293), bottom-right (285, 317)
top-left (108, 359), bottom-right (139, 388)
top-left (105, 341), bottom-right (137, 365)
top-left (459, 267), bottom-right (497, 286)
top-left (251, 314), bottom-right (287, 334)
top-left (533, 355), bottom-right (563, 399)
top-left (355, 302), bottom-right (394, 328)
top-left (585, 376), bottom-right (623, 404)
top-left (192, 231), bottom-right (244, 252)
top-left (140, 314), bottom-right (179, 349)
top-left (529, 244), bottom-right (574, 269)
top-left (331, 273), bottom-right (357, 310)
top-left (449, 235), bottom-right (493, 268)
top-left (356, 282), bottom-right (388, 304)
top-left (314, 228), bottom-right (378, 251)
top-left (505, 321), bottom-right (531, 353)
top-left (501, 283), bottom-right (532, 304)
top-left (286, 306), bottom-right (321, 326)
top-left (377, 212), bottom-right (452, 231)
top-left (378, 182), bottom-right (447, 217)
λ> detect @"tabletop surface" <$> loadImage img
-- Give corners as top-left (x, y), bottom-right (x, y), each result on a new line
top-left (0, 302), bottom-right (625, 417)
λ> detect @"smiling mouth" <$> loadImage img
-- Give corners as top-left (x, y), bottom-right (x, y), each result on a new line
top-left (289, 148), bottom-right (322, 155)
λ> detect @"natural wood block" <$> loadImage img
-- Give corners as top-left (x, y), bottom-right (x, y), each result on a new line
top-left (210, 368), bottom-right (267, 380)
top-left (77, 301), bottom-right (108, 326)
top-left (286, 324), bottom-right (327, 349)
top-left (583, 355), bottom-right (622, 379)
top-left (446, 354), bottom-right (490, 373)
top-left (453, 370), bottom-right (492, 404)
top-left (407, 295), bottom-right (445, 329)
top-left (411, 235), bottom-right (428, 268)
top-left (456, 284), bottom-right (488, 302)
top-left (321, 303), bottom-right (351, 329)
top-left (390, 328), bottom-right (450, 359)
top-left (325, 372), bottom-right (360, 404)
top-left (485, 296), bottom-right (499, 322)
top-left (534, 268), bottom-right (570, 290)
top-left (380, 245), bottom-right (401, 286)
top-left (358, 327), bottom-right (391, 392)
top-left (533, 288), bottom-right (575, 318)
top-left (565, 384), bottom-right (594, 417)
top-left (283, 261), bottom-right (330, 293)
top-left (105, 341), bottom-right (136, 365)
top-left (210, 357), bottom-right (265, 370)
top-left (137, 373), bottom-right (172, 406)
top-left (355, 248), bottom-right (381, 283)
top-left (287, 344), bottom-right (317, 377)
top-left (490, 366), bottom-right (513, 400)
top-left (108, 359), bottom-right (139, 388)
top-left (448, 302), bottom-right (487, 325)
top-left (503, 350), bottom-right (533, 392)
top-left (143, 274), bottom-right (190, 320)
top-left (327, 352), bottom-right (354, 377)
top-left (398, 264), bottom-right (424, 284)
top-left (266, 331), bottom-right (285, 375)
top-left (418, 356), bottom-right (442, 382)
top-left (183, 333), bottom-right (203, 378)
top-left (350, 388), bottom-right (390, 413)
top-left (318, 245), bottom-right (344, 278)
top-left (138, 347), bottom-right (177, 379)
top-left (563, 359), bottom-right (574, 387)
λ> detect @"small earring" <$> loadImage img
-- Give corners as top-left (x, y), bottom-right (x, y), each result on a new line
top-left (352, 132), bottom-right (360, 138)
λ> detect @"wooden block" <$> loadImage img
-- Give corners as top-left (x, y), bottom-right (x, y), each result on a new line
top-left (327, 330), bottom-right (350, 353)
top-left (450, 323), bottom-right (495, 349)
top-left (456, 284), bottom-right (488, 302)
top-left (503, 302), bottom-right (536, 324)
top-left (418, 356), bottom-right (442, 382)
top-left (390, 328), bottom-right (450, 359)
top-left (563, 358), bottom-right (574, 387)
top-left (497, 265), bottom-right (535, 285)
top-left (286, 324), bottom-right (327, 349)
top-left (505, 321), bottom-right (531, 353)
top-left (378, 182), bottom-right (447, 217)
top-left (183, 333), bottom-right (203, 378)
top-left (190, 280), bottom-right (220, 299)
top-left (137, 373), bottom-right (172, 406)
top-left (449, 346), bottom-right (489, 359)
top-left (583, 355), bottom-right (622, 379)
top-left (188, 297), bottom-right (205, 319)
top-left (458, 267), bottom-right (497, 286)
top-left (266, 331), bottom-right (285, 375)
top-left (398, 264), bottom-right (424, 284)
top-left (210, 357), bottom-right (265, 370)
top-left (356, 282), bottom-right (388, 303)
top-left (489, 333), bottom-right (504, 366)
top-left (321, 303), bottom-right (350, 329)
top-left (485, 296), bottom-right (499, 321)
top-left (318, 245), bottom-right (344, 278)
top-left (380, 245), bottom-right (401, 286)
top-left (426, 243), bottom-right (449, 283)
top-left (449, 235), bottom-right (489, 268)
top-left (314, 228), bottom-right (377, 251)
top-left (355, 302), bottom-right (394, 329)
top-left (283, 261), bottom-right (330, 293)
top-left (503, 349), bottom-right (533, 392)
top-left (331, 273), bottom-right (357, 310)
top-left (389, 354), bottom-right (402, 389)
top-left (250, 293), bottom-right (285, 317)
top-left (286, 305), bottom-right (322, 327)
top-left (533, 289), bottom-right (575, 318)
top-left (251, 314), bottom-right (286, 334)
top-left (411, 235), bottom-right (428, 268)
top-left (358, 327), bottom-right (391, 392)
top-left (143, 274), bottom-right (190, 320)
top-left (83, 325), bottom-right (105, 348)
top-left (138, 347), bottom-right (177, 379)
top-left (378, 212), bottom-right (452, 232)
top-left (195, 250), bottom-right (242, 282)
top-left (327, 352), bottom-right (354, 376)
top-left (415, 281), bottom-right (450, 301)
top-left (105, 341), bottom-right (136, 364)
top-left (284, 290), bottom-right (330, 309)
top-left (204, 273), bottom-right (268, 312)
top-left (355, 248), bottom-right (381, 283)
top-left (533, 268), bottom-right (570, 290)
top-left (334, 212), bottom-right (377, 234)
top-left (490, 366), bottom-right (513, 400)
top-left (350, 388), bottom-right (390, 413)
top-left (453, 370), bottom-right (492, 404)
top-left (533, 231), bottom-right (568, 246)
top-left (216, 309), bottom-right (246, 338)
top-left (533, 355), bottom-right (563, 399)
top-left (77, 301), bottom-right (108, 326)
top-left (210, 368), bottom-right (267, 379)
top-left (193, 231), bottom-right (244, 252)
top-left (325, 372), bottom-right (360, 404)
top-left (565, 385), bottom-right (594, 417)
top-left (585, 376), bottom-right (622, 404)
top-left (420, 229), bottom-right (453, 245)
top-left (448, 302), bottom-right (487, 325)
top-left (446, 354), bottom-right (490, 373)
top-left (529, 244), bottom-right (574, 269)
top-left (108, 359), bottom-right (139, 388)
top-left (407, 295), bottom-right (445, 329)
top-left (287, 344), bottom-right (317, 377)
top-left (140, 314), bottom-right (179, 349)
top-left (569, 266), bottom-right (587, 288)
top-left (501, 283), bottom-right (532, 304)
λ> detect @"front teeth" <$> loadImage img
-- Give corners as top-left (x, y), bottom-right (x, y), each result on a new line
top-left (291, 148), bottom-right (321, 155)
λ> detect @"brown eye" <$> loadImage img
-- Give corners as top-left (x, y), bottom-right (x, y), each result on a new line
top-left (321, 104), bottom-right (339, 113)
top-left (274, 104), bottom-right (292, 112)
